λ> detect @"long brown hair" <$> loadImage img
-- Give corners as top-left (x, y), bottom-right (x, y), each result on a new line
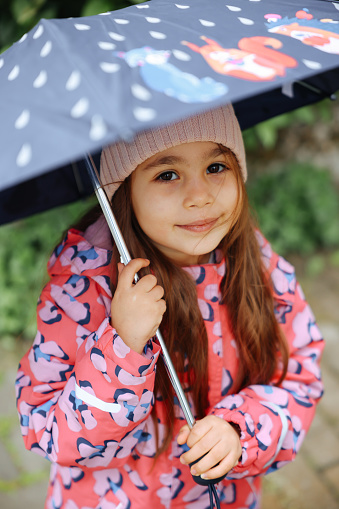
top-left (106, 147), bottom-right (289, 456)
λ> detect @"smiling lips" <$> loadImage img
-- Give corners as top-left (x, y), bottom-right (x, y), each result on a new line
top-left (177, 218), bottom-right (218, 233)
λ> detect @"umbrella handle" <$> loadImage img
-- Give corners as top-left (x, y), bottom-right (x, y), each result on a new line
top-left (84, 154), bottom-right (195, 430)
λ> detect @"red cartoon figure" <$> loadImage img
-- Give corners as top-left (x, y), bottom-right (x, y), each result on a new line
top-left (266, 9), bottom-right (339, 54)
top-left (182, 35), bottom-right (297, 81)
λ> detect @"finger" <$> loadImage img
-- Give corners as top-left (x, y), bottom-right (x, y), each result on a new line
top-left (117, 258), bottom-right (150, 287)
top-left (136, 273), bottom-right (159, 293)
top-left (177, 425), bottom-right (190, 445)
top-left (188, 444), bottom-right (225, 476)
top-left (186, 420), bottom-right (214, 449)
top-left (181, 428), bottom-right (219, 465)
top-left (157, 299), bottom-right (167, 316)
top-left (149, 284), bottom-right (165, 301)
top-left (199, 453), bottom-right (238, 480)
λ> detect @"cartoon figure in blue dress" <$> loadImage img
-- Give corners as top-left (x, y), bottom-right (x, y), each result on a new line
top-left (115, 46), bottom-right (228, 103)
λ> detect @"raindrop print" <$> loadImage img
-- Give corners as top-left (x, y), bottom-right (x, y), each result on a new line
top-left (74, 23), bottom-right (91, 30)
top-left (175, 4), bottom-right (190, 8)
top-left (66, 70), bottom-right (81, 90)
top-left (199, 19), bottom-right (216, 27)
top-left (238, 17), bottom-right (254, 25)
top-left (226, 5), bottom-right (241, 12)
top-left (172, 49), bottom-right (191, 61)
top-left (15, 110), bottom-right (30, 129)
top-left (19, 33), bottom-right (27, 43)
top-left (108, 32), bottom-right (126, 41)
top-left (33, 70), bottom-right (47, 88)
top-left (40, 41), bottom-right (52, 57)
top-left (8, 65), bottom-right (20, 81)
top-left (98, 41), bottom-right (116, 50)
top-left (90, 115), bottom-right (107, 141)
top-left (131, 83), bottom-right (152, 101)
top-left (71, 98), bottom-right (89, 118)
top-left (33, 25), bottom-right (44, 39)
top-left (114, 19), bottom-right (129, 24)
top-left (303, 59), bottom-right (322, 70)
top-left (134, 107), bottom-right (156, 122)
top-left (146, 17), bottom-right (161, 23)
top-left (99, 62), bottom-right (120, 73)
top-left (16, 144), bottom-right (32, 167)
top-left (149, 31), bottom-right (167, 39)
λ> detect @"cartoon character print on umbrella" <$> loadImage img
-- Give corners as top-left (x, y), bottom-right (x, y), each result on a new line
top-left (181, 35), bottom-right (298, 81)
top-left (114, 46), bottom-right (228, 102)
top-left (266, 8), bottom-right (339, 54)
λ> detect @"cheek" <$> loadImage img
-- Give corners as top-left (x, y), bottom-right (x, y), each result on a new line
top-left (222, 178), bottom-right (239, 211)
top-left (132, 193), bottom-right (167, 235)
top-left (133, 186), bottom-right (172, 220)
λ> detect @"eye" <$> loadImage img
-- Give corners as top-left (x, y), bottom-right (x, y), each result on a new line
top-left (206, 163), bottom-right (226, 174)
top-left (157, 171), bottom-right (179, 181)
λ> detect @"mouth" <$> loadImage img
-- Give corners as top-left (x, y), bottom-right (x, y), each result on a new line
top-left (177, 218), bottom-right (218, 233)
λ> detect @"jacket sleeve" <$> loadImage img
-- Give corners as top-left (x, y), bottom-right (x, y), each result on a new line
top-left (209, 247), bottom-right (324, 479)
top-left (15, 272), bottom-right (160, 470)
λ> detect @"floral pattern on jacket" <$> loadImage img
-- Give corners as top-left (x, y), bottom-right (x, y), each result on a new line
top-left (16, 227), bottom-right (324, 508)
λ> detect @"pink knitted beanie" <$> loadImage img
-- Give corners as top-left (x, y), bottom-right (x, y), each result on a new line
top-left (100, 103), bottom-right (247, 198)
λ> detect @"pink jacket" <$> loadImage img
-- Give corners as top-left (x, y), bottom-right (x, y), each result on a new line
top-left (16, 225), bottom-right (324, 508)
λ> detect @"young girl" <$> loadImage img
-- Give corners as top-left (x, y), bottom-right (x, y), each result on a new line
top-left (16, 104), bottom-right (324, 509)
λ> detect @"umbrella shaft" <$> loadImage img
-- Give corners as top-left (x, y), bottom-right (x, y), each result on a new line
top-left (85, 155), bottom-right (195, 429)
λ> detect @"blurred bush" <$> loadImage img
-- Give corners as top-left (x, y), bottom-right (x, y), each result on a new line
top-left (0, 0), bottom-right (145, 53)
top-left (243, 101), bottom-right (333, 151)
top-left (247, 163), bottom-right (339, 256)
top-left (0, 198), bottom-right (94, 346)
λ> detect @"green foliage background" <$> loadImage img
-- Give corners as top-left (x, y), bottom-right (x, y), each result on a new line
top-left (247, 163), bottom-right (339, 255)
top-left (0, 0), bottom-right (338, 345)
top-left (0, 0), bottom-right (145, 53)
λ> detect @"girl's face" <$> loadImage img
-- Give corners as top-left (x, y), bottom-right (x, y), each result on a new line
top-left (131, 141), bottom-right (240, 266)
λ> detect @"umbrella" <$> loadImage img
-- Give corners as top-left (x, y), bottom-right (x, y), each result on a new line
top-left (1, 0), bottom-right (339, 224)
top-left (1, 0), bottom-right (339, 492)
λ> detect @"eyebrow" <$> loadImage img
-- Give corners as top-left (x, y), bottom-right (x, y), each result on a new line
top-left (141, 146), bottom-right (225, 171)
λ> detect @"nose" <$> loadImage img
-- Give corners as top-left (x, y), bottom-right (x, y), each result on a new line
top-left (183, 176), bottom-right (214, 209)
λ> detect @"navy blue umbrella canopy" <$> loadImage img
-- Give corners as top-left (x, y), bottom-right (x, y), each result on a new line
top-left (1, 0), bottom-right (339, 224)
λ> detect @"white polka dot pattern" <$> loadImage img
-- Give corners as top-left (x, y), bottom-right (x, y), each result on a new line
top-left (0, 0), bottom-right (337, 196)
